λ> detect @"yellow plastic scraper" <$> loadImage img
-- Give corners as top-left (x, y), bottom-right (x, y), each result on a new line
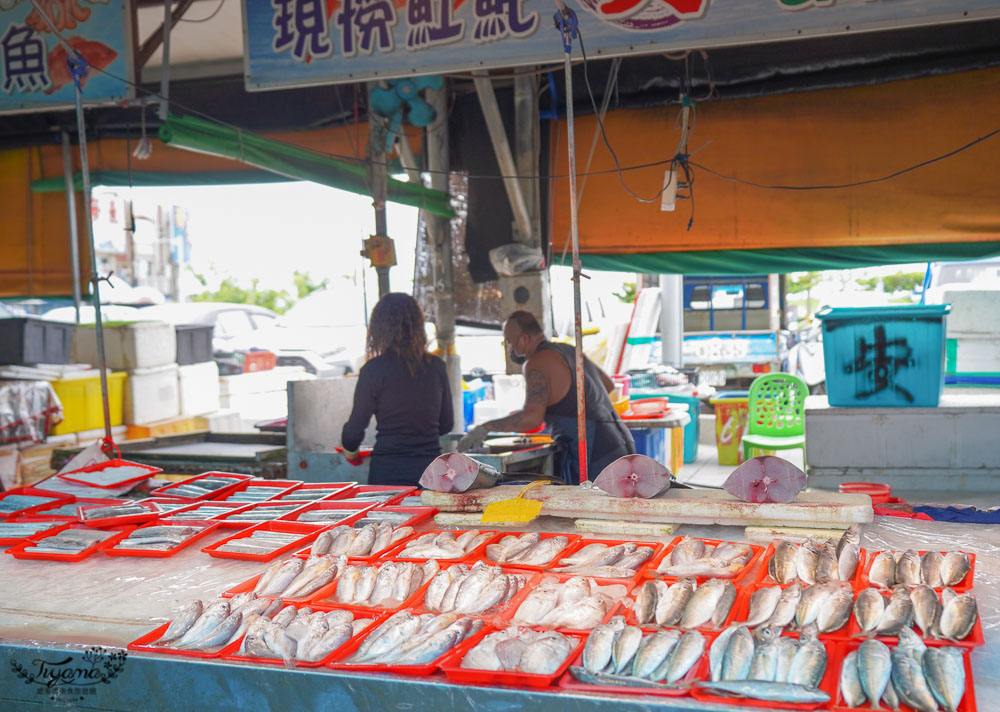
top-left (480, 480), bottom-right (549, 524)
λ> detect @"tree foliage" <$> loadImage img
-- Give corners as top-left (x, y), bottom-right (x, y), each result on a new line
top-left (786, 271), bottom-right (823, 295)
top-left (612, 281), bottom-right (637, 304)
top-left (856, 271), bottom-right (925, 293)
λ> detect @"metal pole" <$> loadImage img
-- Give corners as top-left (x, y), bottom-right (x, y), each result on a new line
top-left (60, 131), bottom-right (82, 325)
top-left (158, 0), bottom-right (171, 120)
top-left (367, 83), bottom-right (391, 298)
top-left (561, 36), bottom-right (588, 483)
top-left (660, 274), bottom-right (684, 368)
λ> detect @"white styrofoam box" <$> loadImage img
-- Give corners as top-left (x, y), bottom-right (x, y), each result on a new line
top-left (73, 322), bottom-right (177, 370)
top-left (219, 390), bottom-right (288, 420)
top-left (472, 400), bottom-right (503, 425)
top-left (940, 288), bottom-right (1000, 335)
top-left (493, 374), bottom-right (526, 415)
top-left (125, 364), bottom-right (180, 426)
top-left (178, 361), bottom-right (221, 416)
top-left (953, 335), bottom-right (1000, 373)
top-left (194, 409), bottom-right (243, 433)
top-left (219, 367), bottom-right (313, 397)
top-left (75, 425), bottom-right (128, 447)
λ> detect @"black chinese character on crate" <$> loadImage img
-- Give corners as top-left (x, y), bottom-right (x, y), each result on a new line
top-left (846, 325), bottom-right (915, 402)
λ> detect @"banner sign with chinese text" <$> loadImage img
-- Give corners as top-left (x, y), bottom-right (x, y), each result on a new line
top-left (242, 0), bottom-right (1000, 90)
top-left (0, 0), bottom-right (132, 114)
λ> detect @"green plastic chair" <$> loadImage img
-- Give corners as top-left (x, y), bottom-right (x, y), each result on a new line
top-left (741, 373), bottom-right (808, 462)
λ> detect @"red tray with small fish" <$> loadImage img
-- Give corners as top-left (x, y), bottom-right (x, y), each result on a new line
top-left (78, 500), bottom-right (161, 528)
top-left (859, 549), bottom-right (975, 592)
top-left (167, 501), bottom-right (262, 529)
top-left (19, 497), bottom-right (126, 521)
top-left (546, 537), bottom-right (665, 581)
top-left (644, 537), bottom-right (763, 585)
top-left (844, 587), bottom-right (984, 649)
top-left (0, 486), bottom-right (74, 520)
top-left (290, 514), bottom-right (430, 563)
top-left (218, 604), bottom-right (387, 668)
top-left (150, 472), bottom-right (254, 501)
top-left (328, 484), bottom-right (417, 507)
top-left (273, 481), bottom-right (356, 502)
top-left (438, 626), bottom-right (586, 687)
top-left (306, 560), bottom-right (439, 614)
top-left (406, 564), bottom-right (542, 624)
top-left (689, 637), bottom-right (839, 711)
top-left (828, 640), bottom-right (977, 712)
top-left (0, 519), bottom-right (74, 545)
top-left (557, 629), bottom-right (709, 698)
top-left (102, 520), bottom-right (223, 558)
top-left (276, 500), bottom-right (377, 526)
top-left (202, 520), bottom-right (331, 561)
top-left (732, 583), bottom-right (853, 642)
top-left (7, 524), bottom-right (134, 562)
top-left (469, 532), bottom-right (582, 572)
top-left (328, 616), bottom-right (491, 676)
top-left (356, 505), bottom-right (437, 530)
top-left (501, 571), bottom-right (637, 635)
top-left (384, 529), bottom-right (504, 564)
top-left (219, 568), bottom-right (336, 606)
top-left (618, 581), bottom-right (747, 635)
top-left (211, 478), bottom-right (304, 503)
top-left (755, 542), bottom-right (868, 589)
top-left (58, 458), bottom-right (163, 489)
top-left (128, 621), bottom-right (233, 660)
top-left (210, 500), bottom-right (313, 527)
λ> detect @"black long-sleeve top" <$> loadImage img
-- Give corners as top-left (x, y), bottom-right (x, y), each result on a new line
top-left (341, 351), bottom-right (454, 459)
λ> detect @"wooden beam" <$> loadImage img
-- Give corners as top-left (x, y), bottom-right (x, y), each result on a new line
top-left (136, 0), bottom-right (198, 71)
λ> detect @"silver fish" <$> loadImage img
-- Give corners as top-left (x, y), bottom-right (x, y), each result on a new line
top-left (697, 680), bottom-right (830, 704)
top-left (721, 626), bottom-right (754, 681)
top-left (615, 546), bottom-right (655, 571)
top-left (839, 649), bottom-right (866, 708)
top-left (868, 551), bottom-right (896, 589)
top-left (938, 592), bottom-right (977, 642)
top-left (786, 628), bottom-right (825, 688)
top-left (910, 584), bottom-right (942, 639)
top-left (680, 578), bottom-right (727, 629)
top-left (816, 541), bottom-right (840, 583)
top-left (854, 588), bottom-right (886, 636)
top-left (773, 636), bottom-right (799, 684)
top-left (183, 610), bottom-right (242, 651)
top-left (157, 600), bottom-right (203, 644)
top-left (795, 583), bottom-right (833, 629)
top-left (582, 616), bottom-right (625, 673)
top-left (511, 536), bottom-right (568, 566)
top-left (173, 600), bottom-right (229, 648)
top-left (745, 586), bottom-right (782, 628)
top-left (670, 536), bottom-right (705, 565)
top-left (301, 622), bottom-right (354, 662)
top-left (612, 625), bottom-right (643, 674)
top-left (891, 648), bottom-right (939, 712)
top-left (796, 539), bottom-right (820, 585)
top-left (876, 588), bottom-right (913, 636)
top-left (632, 630), bottom-right (680, 680)
top-left (767, 583), bottom-right (802, 629)
top-left (747, 640), bottom-right (780, 682)
top-left (663, 630), bottom-right (705, 683)
top-left (858, 638), bottom-right (892, 706)
top-left (712, 580), bottom-right (737, 629)
top-left (897, 627), bottom-right (927, 664)
top-left (633, 581), bottom-right (657, 625)
top-left (817, 587), bottom-right (853, 633)
top-left (770, 540), bottom-right (799, 584)
top-left (923, 647), bottom-right (965, 712)
top-left (940, 552), bottom-right (971, 588)
top-left (569, 666), bottom-right (684, 689)
top-left (709, 625), bottom-right (738, 682)
top-left (258, 558), bottom-right (306, 597)
top-left (920, 551), bottom-right (945, 588)
top-left (837, 526), bottom-right (860, 580)
top-left (896, 550), bottom-right (922, 585)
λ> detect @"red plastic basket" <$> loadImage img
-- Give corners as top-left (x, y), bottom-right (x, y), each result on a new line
top-left (753, 542), bottom-right (867, 589)
top-left (619, 581), bottom-right (746, 634)
top-left (212, 478), bottom-right (304, 503)
top-left (78, 500), bottom-right (161, 528)
top-left (164, 501), bottom-right (261, 528)
top-left (329, 485), bottom-right (417, 507)
top-left (384, 529), bottom-right (503, 564)
top-left (405, 565), bottom-right (542, 624)
top-left (203, 520), bottom-right (330, 561)
top-left (730, 583), bottom-right (853, 641)
top-left (839, 482), bottom-right (892, 505)
top-left (548, 537), bottom-right (666, 580)
top-left (149, 472), bottom-right (254, 501)
top-left (127, 614), bottom-right (241, 660)
top-left (645, 536), bottom-right (764, 585)
top-left (503, 571), bottom-right (637, 635)
top-left (844, 587), bottom-right (984, 648)
top-left (470, 532), bottom-right (582, 571)
top-left (273, 481), bottom-right (356, 502)
top-left (0, 519), bottom-right (73, 545)
top-left (0, 487), bottom-right (73, 520)
top-left (290, 511), bottom-right (432, 562)
top-left (859, 549), bottom-right (975, 592)
top-left (211, 501), bottom-right (313, 526)
top-left (276, 500), bottom-right (376, 526)
top-left (7, 524), bottom-right (133, 562)
top-left (102, 520), bottom-right (223, 558)
top-left (17, 497), bottom-right (124, 521)
top-left (58, 458), bottom-right (163, 489)
top-left (307, 560), bottom-right (437, 613)
top-left (438, 627), bottom-right (585, 688)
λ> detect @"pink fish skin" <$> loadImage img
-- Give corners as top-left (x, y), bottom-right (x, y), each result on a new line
top-left (593, 454), bottom-right (672, 499)
top-left (723, 456), bottom-right (806, 504)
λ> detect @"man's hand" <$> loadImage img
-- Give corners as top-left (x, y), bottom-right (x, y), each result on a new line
top-left (458, 425), bottom-right (489, 453)
top-left (342, 449), bottom-right (364, 466)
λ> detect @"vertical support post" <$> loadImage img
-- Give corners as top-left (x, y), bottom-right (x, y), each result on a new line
top-left (768, 273), bottom-right (781, 334)
top-left (660, 274), bottom-right (684, 368)
top-left (514, 70), bottom-right (541, 246)
top-left (61, 131), bottom-right (82, 325)
top-left (158, 0), bottom-right (171, 120)
top-left (426, 84), bottom-right (463, 432)
top-left (367, 83), bottom-right (391, 298)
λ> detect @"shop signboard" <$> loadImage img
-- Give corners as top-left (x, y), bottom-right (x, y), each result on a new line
top-left (242, 0), bottom-right (1000, 89)
top-left (0, 0), bottom-right (133, 114)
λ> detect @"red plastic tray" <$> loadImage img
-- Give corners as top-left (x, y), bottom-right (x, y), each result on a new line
top-left (273, 481), bottom-right (356, 501)
top-left (755, 542), bottom-right (868, 588)
top-left (327, 615), bottom-right (491, 675)
top-left (828, 641), bottom-right (977, 712)
top-left (0, 487), bottom-right (74, 520)
top-left (644, 536), bottom-right (764, 585)
top-left (557, 628), bottom-right (704, 697)
top-left (276, 500), bottom-right (376, 526)
top-left (307, 560), bottom-right (437, 613)
top-left (384, 529), bottom-right (503, 564)
top-left (503, 571), bottom-right (637, 635)
top-left (7, 525), bottom-right (133, 562)
top-left (164, 501), bottom-right (261, 528)
top-left (690, 636), bottom-right (839, 711)
top-left (845, 587), bottom-right (984, 648)
top-left (78, 499), bottom-right (161, 528)
top-left (149, 472), bottom-right (254, 501)
top-left (102, 520), bottom-right (223, 558)
top-left (548, 537), bottom-right (666, 580)
top-left (473, 532), bottom-right (582, 571)
top-left (619, 581), bottom-right (746, 634)
top-left (859, 549), bottom-right (975, 592)
top-left (438, 627), bottom-right (585, 687)
top-left (406, 565), bottom-right (542, 624)
top-left (211, 500), bottom-right (313, 526)
top-left (127, 616), bottom-right (240, 660)
top-left (212, 478), bottom-right (304, 502)
top-left (0, 519), bottom-right (73, 545)
top-left (16, 497), bottom-right (124, 522)
top-left (355, 505), bottom-right (437, 530)
top-left (731, 583), bottom-right (852, 640)
top-left (202, 520), bottom-right (329, 561)
top-left (58, 458), bottom-right (163, 489)
top-left (290, 514), bottom-right (430, 562)
top-left (329, 485), bottom-right (417, 507)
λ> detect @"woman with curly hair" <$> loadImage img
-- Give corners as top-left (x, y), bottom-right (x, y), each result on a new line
top-left (341, 293), bottom-right (454, 485)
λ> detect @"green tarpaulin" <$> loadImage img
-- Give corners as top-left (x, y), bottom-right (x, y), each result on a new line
top-left (156, 113), bottom-right (454, 218)
top-left (31, 170), bottom-right (288, 192)
top-left (561, 241), bottom-right (1000, 275)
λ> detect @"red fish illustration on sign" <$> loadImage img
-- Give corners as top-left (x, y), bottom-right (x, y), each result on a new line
top-left (45, 36), bottom-right (117, 95)
top-left (597, 0), bottom-right (705, 20)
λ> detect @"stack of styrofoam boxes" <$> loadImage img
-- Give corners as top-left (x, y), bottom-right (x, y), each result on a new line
top-left (940, 288), bottom-right (1000, 377)
top-left (219, 367), bottom-right (316, 432)
top-left (73, 322), bottom-right (180, 428)
top-left (175, 325), bottom-right (222, 419)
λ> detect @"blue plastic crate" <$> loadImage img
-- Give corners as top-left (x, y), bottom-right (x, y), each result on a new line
top-left (629, 427), bottom-right (667, 465)
top-left (816, 305), bottom-right (951, 407)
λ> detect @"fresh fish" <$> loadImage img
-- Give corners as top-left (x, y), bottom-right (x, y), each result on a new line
top-left (816, 587), bottom-right (853, 633)
top-left (513, 586), bottom-right (560, 625)
top-left (711, 580), bottom-right (737, 628)
top-left (510, 536), bottom-right (568, 566)
top-left (557, 565), bottom-right (642, 579)
top-left (258, 558), bottom-right (306, 596)
top-left (837, 526), bottom-right (860, 578)
top-left (786, 626), bottom-right (825, 688)
top-left (896, 550), bottom-right (922, 585)
top-left (940, 552), bottom-right (971, 588)
top-left (172, 600), bottom-right (229, 648)
top-left (633, 581), bottom-right (657, 624)
top-left (631, 630), bottom-right (680, 679)
top-left (910, 584), bottom-right (942, 638)
top-left (767, 583), bottom-right (802, 629)
top-left (697, 680), bottom-right (830, 703)
top-left (679, 578), bottom-right (726, 629)
top-left (745, 585), bottom-right (782, 627)
top-left (883, 676), bottom-right (903, 711)
top-left (897, 627), bottom-right (927, 664)
top-left (923, 647), bottom-right (965, 712)
top-left (346, 525), bottom-right (377, 556)
top-left (869, 552), bottom-right (897, 589)
top-left (773, 636), bottom-right (799, 684)
top-left (748, 639), bottom-right (780, 682)
top-left (425, 568), bottom-right (458, 612)
top-left (559, 543), bottom-right (610, 566)
top-left (709, 625), bottom-right (738, 682)
top-left (495, 532), bottom-right (540, 563)
top-left (769, 540), bottom-right (799, 584)
top-left (876, 588), bottom-right (913, 636)
top-left (157, 600), bottom-right (203, 644)
top-left (336, 567), bottom-right (362, 603)
top-left (816, 541), bottom-right (840, 583)
top-left (796, 539), bottom-right (821, 585)
top-left (182, 610), bottom-right (242, 651)
top-left (615, 547), bottom-right (655, 571)
top-left (569, 666), bottom-right (685, 689)
top-left (653, 578), bottom-right (693, 627)
top-left (353, 565), bottom-right (379, 603)
top-left (518, 632), bottom-right (574, 674)
top-left (582, 617), bottom-right (625, 673)
top-left (920, 551), bottom-right (945, 588)
top-left (890, 648), bottom-right (939, 712)
top-left (858, 638), bottom-right (892, 706)
top-left (656, 558), bottom-right (746, 579)
top-left (612, 626), bottom-right (643, 674)
top-left (938, 592), bottom-right (977, 642)
top-left (720, 626), bottom-right (754, 681)
top-left (670, 536), bottom-right (705, 565)
top-left (839, 649), bottom-right (867, 707)
top-left (854, 588), bottom-right (886, 636)
top-left (663, 630), bottom-right (705, 683)
top-left (795, 583), bottom-right (833, 629)
top-left (562, 543), bottom-right (633, 570)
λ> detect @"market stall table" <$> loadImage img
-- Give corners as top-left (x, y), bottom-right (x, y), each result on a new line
top-left (0, 511), bottom-right (995, 711)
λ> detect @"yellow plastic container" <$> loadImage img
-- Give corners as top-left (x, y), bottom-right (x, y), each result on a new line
top-left (51, 371), bottom-right (127, 435)
top-left (669, 424), bottom-right (684, 475)
top-left (709, 394), bottom-right (749, 466)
